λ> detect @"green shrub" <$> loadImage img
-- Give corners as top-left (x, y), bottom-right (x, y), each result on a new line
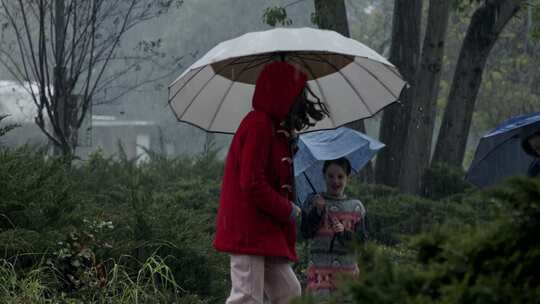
top-left (422, 162), bottom-right (473, 200)
top-left (0, 147), bottom-right (78, 232)
top-left (344, 180), bottom-right (489, 246)
top-left (1, 147), bottom-right (229, 302)
top-left (4, 144), bottom-right (515, 303)
top-left (0, 255), bottom-right (209, 303)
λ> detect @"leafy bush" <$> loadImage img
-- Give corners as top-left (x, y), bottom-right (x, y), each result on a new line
top-left (0, 255), bottom-right (209, 303)
top-left (344, 179), bottom-right (490, 246)
top-left (422, 162), bottom-right (473, 200)
top-left (0, 146), bottom-right (228, 303)
top-left (0, 147), bottom-right (77, 266)
top-left (2, 145), bottom-right (522, 303)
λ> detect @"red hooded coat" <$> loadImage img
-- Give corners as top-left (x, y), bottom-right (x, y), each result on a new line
top-left (213, 61), bottom-right (308, 261)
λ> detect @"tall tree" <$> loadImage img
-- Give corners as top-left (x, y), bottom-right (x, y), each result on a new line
top-left (471, 5), bottom-right (540, 137)
top-left (312, 0), bottom-right (376, 183)
top-left (312, 0), bottom-right (350, 36)
top-left (375, 0), bottom-right (423, 187)
top-left (0, 0), bottom-right (181, 157)
top-left (432, 0), bottom-right (526, 167)
top-left (398, 0), bottom-right (451, 194)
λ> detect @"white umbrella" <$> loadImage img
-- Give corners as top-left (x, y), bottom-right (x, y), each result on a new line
top-left (168, 27), bottom-right (406, 134)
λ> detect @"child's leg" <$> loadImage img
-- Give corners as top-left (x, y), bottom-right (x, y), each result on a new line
top-left (226, 254), bottom-right (265, 304)
top-left (264, 257), bottom-right (301, 304)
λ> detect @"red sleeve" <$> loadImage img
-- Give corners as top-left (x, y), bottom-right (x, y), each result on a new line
top-left (238, 118), bottom-right (293, 224)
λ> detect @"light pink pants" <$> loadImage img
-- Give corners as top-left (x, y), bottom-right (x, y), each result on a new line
top-left (226, 254), bottom-right (301, 304)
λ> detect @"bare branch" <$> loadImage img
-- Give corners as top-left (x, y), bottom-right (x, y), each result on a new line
top-left (86, 0), bottom-right (136, 108)
top-left (18, 0), bottom-right (43, 85)
top-left (1, 1), bottom-right (41, 110)
top-left (0, 48), bottom-right (27, 81)
top-left (78, 0), bottom-right (99, 127)
top-left (93, 69), bottom-right (176, 105)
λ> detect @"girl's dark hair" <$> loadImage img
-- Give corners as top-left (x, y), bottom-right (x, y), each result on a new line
top-left (521, 130), bottom-right (540, 157)
top-left (323, 157), bottom-right (352, 175)
top-left (282, 85), bottom-right (329, 132)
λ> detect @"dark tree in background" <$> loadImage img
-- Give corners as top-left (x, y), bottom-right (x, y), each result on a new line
top-left (310, 0), bottom-right (376, 183)
top-left (398, 0), bottom-right (451, 194)
top-left (432, 0), bottom-right (527, 167)
top-left (374, 0), bottom-right (423, 187)
top-left (0, 0), bottom-right (182, 157)
top-left (312, 0), bottom-right (349, 36)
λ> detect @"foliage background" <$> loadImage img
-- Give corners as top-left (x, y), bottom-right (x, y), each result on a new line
top-left (3, 140), bottom-right (534, 303)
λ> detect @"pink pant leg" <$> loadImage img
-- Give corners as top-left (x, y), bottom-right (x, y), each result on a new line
top-left (226, 255), bottom-right (301, 304)
top-left (226, 254), bottom-right (265, 304)
top-left (264, 257), bottom-right (302, 304)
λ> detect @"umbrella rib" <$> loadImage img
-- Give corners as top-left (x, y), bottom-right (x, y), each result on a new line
top-left (175, 56), bottom-right (248, 120)
top-left (176, 68), bottom-right (221, 120)
top-left (378, 62), bottom-right (405, 82)
top-left (207, 58), bottom-right (274, 131)
top-left (312, 53), bottom-right (374, 115)
top-left (289, 55), bottom-right (337, 128)
top-left (299, 52), bottom-right (405, 91)
top-left (351, 60), bottom-right (399, 99)
top-left (294, 54), bottom-right (328, 64)
top-left (466, 134), bottom-right (521, 177)
top-left (168, 67), bottom-right (205, 104)
top-left (227, 54), bottom-right (273, 66)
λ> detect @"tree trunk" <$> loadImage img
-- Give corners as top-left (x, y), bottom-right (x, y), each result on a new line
top-left (313, 0), bottom-right (375, 183)
top-left (313, 0), bottom-right (350, 36)
top-left (398, 0), bottom-right (451, 194)
top-left (53, 0), bottom-right (72, 156)
top-left (432, 0), bottom-right (524, 167)
top-left (52, 0), bottom-right (80, 157)
top-left (375, 0), bottom-right (423, 187)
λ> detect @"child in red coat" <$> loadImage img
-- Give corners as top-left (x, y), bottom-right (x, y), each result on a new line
top-left (214, 61), bottom-right (328, 304)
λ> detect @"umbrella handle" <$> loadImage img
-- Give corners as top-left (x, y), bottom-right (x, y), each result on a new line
top-left (328, 213), bottom-right (344, 252)
top-left (303, 171), bottom-right (317, 194)
top-left (289, 140), bottom-right (299, 204)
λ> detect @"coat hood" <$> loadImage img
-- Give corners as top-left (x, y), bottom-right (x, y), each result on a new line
top-left (252, 61), bottom-right (308, 122)
top-left (520, 122), bottom-right (540, 157)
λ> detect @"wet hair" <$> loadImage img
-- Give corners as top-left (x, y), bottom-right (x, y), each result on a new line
top-left (282, 85), bottom-right (329, 132)
top-left (323, 157), bottom-right (352, 176)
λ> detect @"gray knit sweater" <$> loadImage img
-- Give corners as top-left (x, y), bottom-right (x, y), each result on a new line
top-left (301, 193), bottom-right (366, 293)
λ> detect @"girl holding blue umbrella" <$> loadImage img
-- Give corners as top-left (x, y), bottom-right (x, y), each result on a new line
top-left (292, 126), bottom-right (383, 297)
top-left (300, 157), bottom-right (368, 297)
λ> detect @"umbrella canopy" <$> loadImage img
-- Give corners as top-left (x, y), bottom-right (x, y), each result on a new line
top-left (293, 127), bottom-right (384, 207)
top-left (168, 27), bottom-right (406, 134)
top-left (466, 112), bottom-right (540, 188)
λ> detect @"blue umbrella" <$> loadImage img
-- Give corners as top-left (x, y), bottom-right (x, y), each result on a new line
top-left (466, 111), bottom-right (540, 188)
top-left (293, 127), bottom-right (385, 207)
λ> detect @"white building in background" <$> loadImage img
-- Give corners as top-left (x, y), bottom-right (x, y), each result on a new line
top-left (81, 114), bottom-right (157, 163)
top-left (0, 80), bottom-right (222, 160)
top-left (0, 80), bottom-right (40, 123)
top-left (0, 81), bottom-right (47, 146)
